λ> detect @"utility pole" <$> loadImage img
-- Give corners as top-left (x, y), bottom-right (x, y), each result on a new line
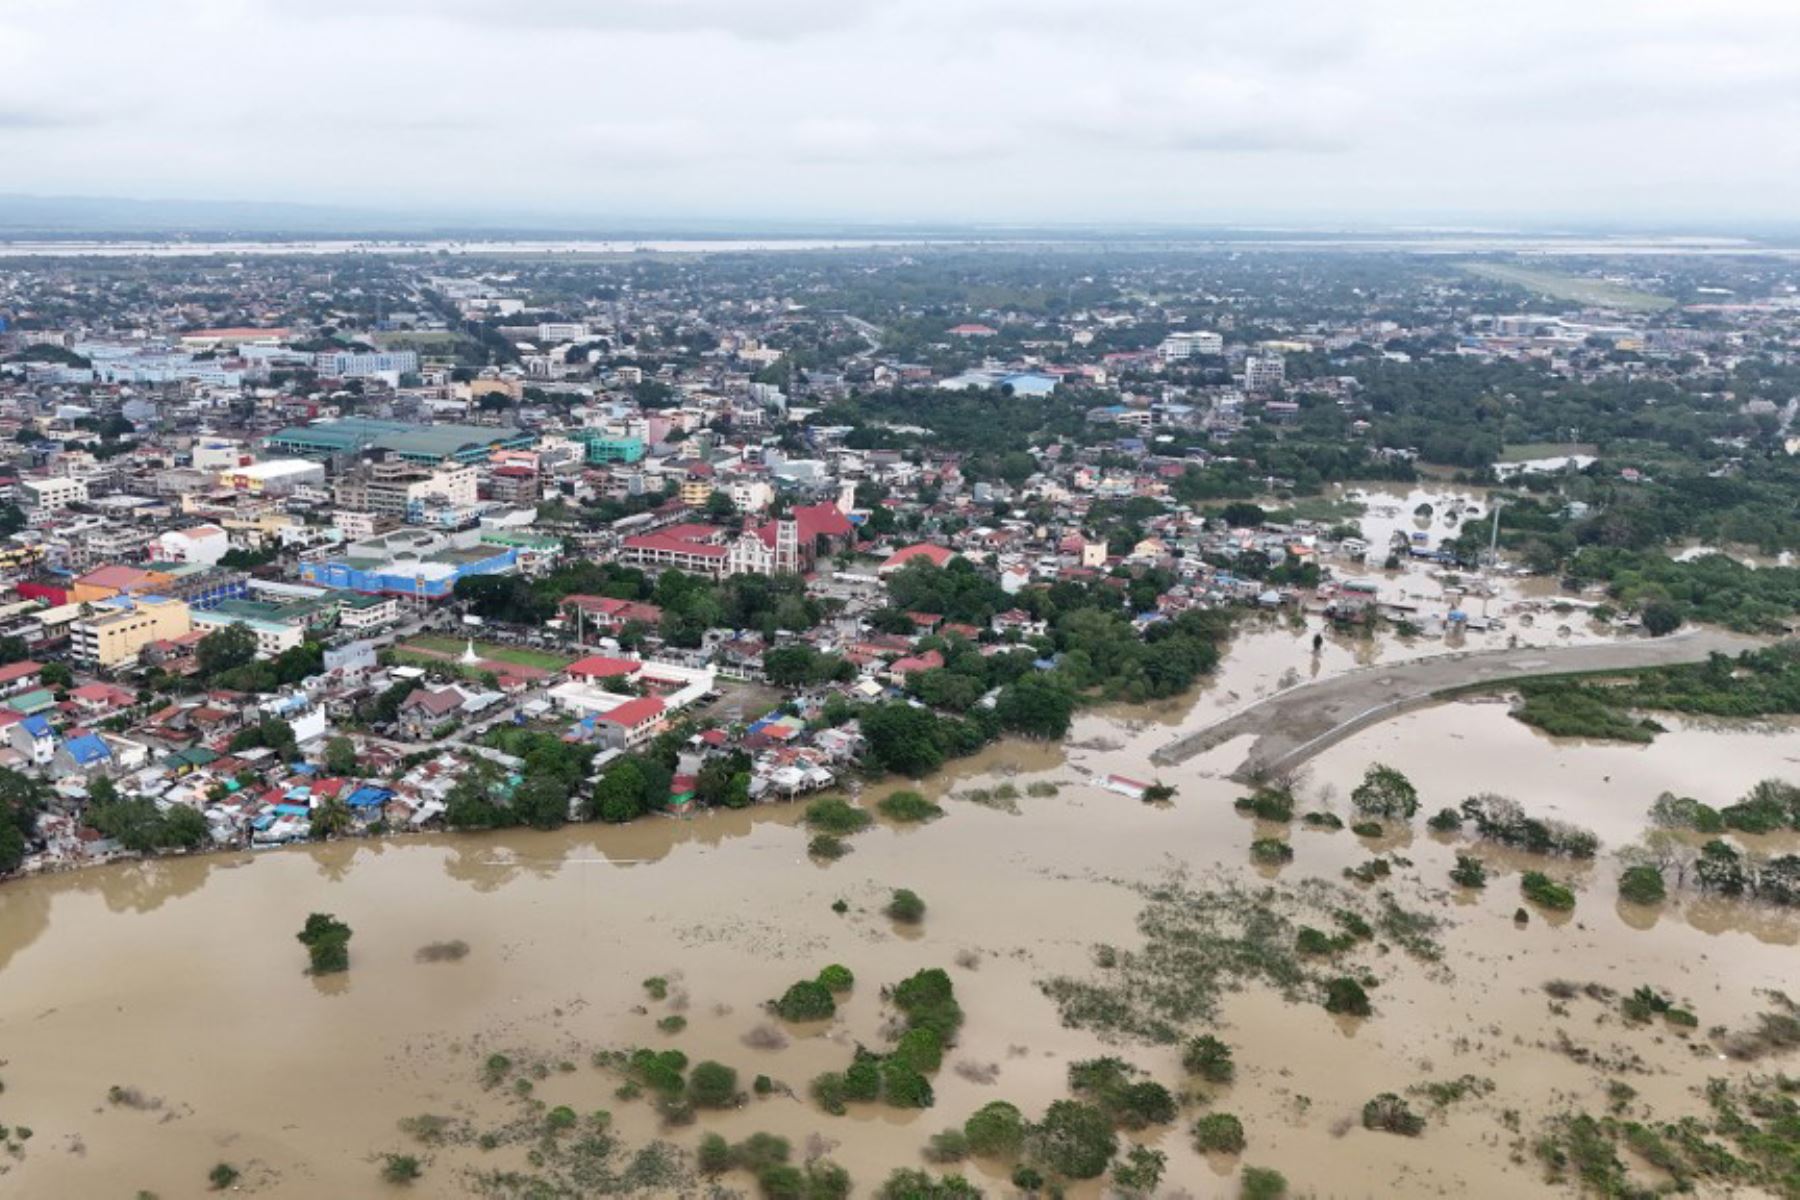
top-left (1487, 496), bottom-right (1503, 569)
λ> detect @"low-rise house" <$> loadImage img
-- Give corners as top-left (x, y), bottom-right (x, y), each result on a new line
top-left (397, 685), bottom-right (468, 739)
top-left (10, 714), bottom-right (56, 768)
top-left (69, 682), bottom-right (136, 718)
top-left (0, 660), bottom-right (44, 696)
top-left (52, 732), bottom-right (112, 778)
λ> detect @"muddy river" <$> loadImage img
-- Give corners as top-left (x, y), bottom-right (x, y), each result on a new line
top-left (1, 623), bottom-right (1794, 1198)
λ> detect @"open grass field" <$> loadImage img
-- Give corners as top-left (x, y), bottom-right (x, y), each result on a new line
top-left (1497, 442), bottom-right (1599, 463)
top-left (402, 635), bottom-right (574, 672)
top-left (1460, 262), bottom-right (1676, 312)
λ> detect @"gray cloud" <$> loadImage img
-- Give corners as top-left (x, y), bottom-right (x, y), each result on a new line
top-left (0, 0), bottom-right (1796, 225)
top-left (0, 107), bottom-right (90, 130)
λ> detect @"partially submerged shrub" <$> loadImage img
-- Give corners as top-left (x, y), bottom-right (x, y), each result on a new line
top-left (1249, 838), bottom-right (1293, 864)
top-left (1450, 854), bottom-right (1487, 888)
top-left (1191, 1111), bottom-right (1246, 1153)
top-left (775, 979), bottom-right (837, 1022)
top-left (963, 1100), bottom-right (1025, 1157)
top-left (886, 888), bottom-right (927, 924)
top-left (1324, 977), bottom-right (1372, 1017)
top-left (1521, 871), bottom-right (1576, 912)
top-left (816, 963), bottom-right (854, 993)
top-left (878, 790), bottom-right (944, 823)
top-left (1181, 1034), bottom-right (1235, 1083)
top-left (1618, 865), bottom-right (1666, 905)
top-left (805, 796), bottom-right (872, 836)
top-left (1361, 1092), bottom-right (1425, 1136)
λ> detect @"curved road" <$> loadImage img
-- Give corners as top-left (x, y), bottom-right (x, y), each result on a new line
top-left (1150, 630), bottom-right (1766, 782)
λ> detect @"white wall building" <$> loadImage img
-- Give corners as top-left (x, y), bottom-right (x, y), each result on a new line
top-left (1158, 331), bottom-right (1223, 361)
top-left (153, 525), bottom-right (231, 566)
top-left (20, 476), bottom-right (88, 510)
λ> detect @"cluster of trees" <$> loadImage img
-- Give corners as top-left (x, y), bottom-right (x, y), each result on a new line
top-left (1568, 549), bottom-right (1800, 633)
top-left (351, 677), bottom-right (421, 728)
top-left (857, 566), bottom-right (1235, 761)
top-left (653, 569), bottom-right (825, 648)
top-left (855, 700), bottom-right (993, 777)
top-left (762, 645), bottom-right (854, 688)
top-left (1518, 647), bottom-right (1800, 744)
top-left (1458, 793), bottom-right (1599, 858)
top-left (1052, 607), bottom-right (1232, 703)
top-left (810, 967), bottom-right (960, 1116)
top-left (0, 769), bottom-right (46, 873)
top-left (882, 558), bottom-right (1012, 625)
top-left (190, 623), bottom-right (324, 695)
top-left (897, 635), bottom-right (1065, 730)
top-left (1629, 780), bottom-right (1800, 905)
top-left (445, 731), bottom-right (599, 831)
top-left (228, 715), bottom-right (301, 762)
top-left (297, 912), bottom-right (352, 974)
top-left (586, 753), bottom-right (676, 824)
top-left (85, 777), bottom-right (208, 853)
top-left (456, 560), bottom-right (828, 648)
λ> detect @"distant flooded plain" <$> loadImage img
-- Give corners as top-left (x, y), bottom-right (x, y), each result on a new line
top-left (0, 622), bottom-right (1794, 1197)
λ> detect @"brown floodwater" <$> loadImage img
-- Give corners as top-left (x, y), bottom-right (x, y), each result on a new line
top-left (0, 626), bottom-right (1795, 1198)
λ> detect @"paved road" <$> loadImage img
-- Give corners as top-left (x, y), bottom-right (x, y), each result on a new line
top-left (1150, 630), bottom-right (1767, 782)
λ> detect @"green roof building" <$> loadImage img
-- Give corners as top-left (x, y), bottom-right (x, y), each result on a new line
top-left (265, 418), bottom-right (537, 465)
top-left (573, 431), bottom-right (646, 464)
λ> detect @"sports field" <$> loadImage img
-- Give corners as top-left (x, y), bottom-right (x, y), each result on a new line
top-left (399, 636), bottom-right (574, 674)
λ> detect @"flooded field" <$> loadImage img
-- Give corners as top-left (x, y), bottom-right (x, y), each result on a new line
top-left (1, 623), bottom-right (1795, 1197)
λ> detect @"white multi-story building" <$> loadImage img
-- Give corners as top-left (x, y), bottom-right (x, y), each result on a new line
top-left (20, 476), bottom-right (88, 511)
top-left (1158, 331), bottom-right (1223, 361)
top-left (312, 350), bottom-right (419, 378)
top-left (1243, 354), bottom-right (1286, 393)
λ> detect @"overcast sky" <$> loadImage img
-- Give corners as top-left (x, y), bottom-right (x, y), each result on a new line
top-left (3, 0), bottom-right (1798, 228)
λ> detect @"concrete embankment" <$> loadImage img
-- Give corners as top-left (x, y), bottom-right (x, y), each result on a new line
top-left (1151, 630), bottom-right (1765, 781)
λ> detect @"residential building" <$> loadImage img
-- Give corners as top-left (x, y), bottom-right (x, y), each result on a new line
top-left (1244, 354), bottom-right (1286, 393)
top-left (72, 595), bottom-right (193, 668)
top-left (20, 476), bottom-right (88, 510)
top-left (334, 460), bottom-right (480, 520)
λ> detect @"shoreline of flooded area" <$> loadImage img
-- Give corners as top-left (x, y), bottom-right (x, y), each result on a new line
top-left (1, 623), bottom-right (1797, 1197)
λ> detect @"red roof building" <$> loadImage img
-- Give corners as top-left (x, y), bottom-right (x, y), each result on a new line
top-left (879, 543), bottom-right (958, 574)
top-left (567, 655), bottom-right (641, 682)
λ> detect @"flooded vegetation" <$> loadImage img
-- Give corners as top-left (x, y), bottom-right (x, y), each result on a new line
top-left (1, 624), bottom-right (1797, 1197)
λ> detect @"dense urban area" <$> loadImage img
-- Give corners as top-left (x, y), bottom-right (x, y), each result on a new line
top-left (0, 242), bottom-right (1796, 1199)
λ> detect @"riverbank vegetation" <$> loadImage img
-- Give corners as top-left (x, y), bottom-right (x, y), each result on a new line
top-left (1512, 644), bottom-right (1800, 743)
top-left (1041, 872), bottom-right (1440, 1043)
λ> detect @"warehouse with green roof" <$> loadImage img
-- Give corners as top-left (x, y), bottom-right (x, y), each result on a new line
top-left (264, 418), bottom-right (536, 465)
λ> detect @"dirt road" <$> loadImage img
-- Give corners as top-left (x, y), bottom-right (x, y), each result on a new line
top-left (1151, 629), bottom-right (1767, 780)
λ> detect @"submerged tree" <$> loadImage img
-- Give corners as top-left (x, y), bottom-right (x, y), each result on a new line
top-left (297, 912), bottom-right (353, 974)
top-left (1350, 764), bottom-right (1419, 821)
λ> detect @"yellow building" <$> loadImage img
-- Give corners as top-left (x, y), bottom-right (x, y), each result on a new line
top-left (679, 478), bottom-right (715, 507)
top-left (72, 596), bottom-right (192, 668)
